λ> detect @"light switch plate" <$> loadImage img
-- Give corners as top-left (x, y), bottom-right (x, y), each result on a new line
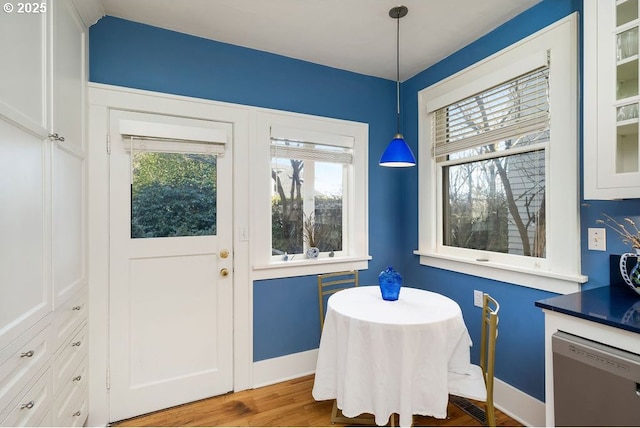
top-left (474, 290), bottom-right (483, 307)
top-left (588, 227), bottom-right (606, 251)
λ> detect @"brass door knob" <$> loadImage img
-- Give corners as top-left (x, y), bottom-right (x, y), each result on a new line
top-left (220, 268), bottom-right (229, 277)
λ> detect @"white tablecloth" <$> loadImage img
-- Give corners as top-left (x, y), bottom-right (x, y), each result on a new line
top-left (312, 286), bottom-right (471, 427)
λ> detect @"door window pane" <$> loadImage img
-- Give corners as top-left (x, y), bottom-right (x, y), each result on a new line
top-left (131, 152), bottom-right (217, 238)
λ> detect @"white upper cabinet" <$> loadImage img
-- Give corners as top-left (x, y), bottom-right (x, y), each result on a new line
top-left (52, 0), bottom-right (86, 152)
top-left (0, 3), bottom-right (48, 132)
top-left (585, 0), bottom-right (640, 199)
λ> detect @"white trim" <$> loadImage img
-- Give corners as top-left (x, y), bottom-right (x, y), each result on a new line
top-left (415, 251), bottom-right (584, 294)
top-left (252, 256), bottom-right (371, 280)
top-left (252, 349), bottom-right (318, 389)
top-left (252, 110), bottom-right (369, 272)
top-left (70, 0), bottom-right (103, 27)
top-left (417, 14), bottom-right (583, 294)
top-left (494, 377), bottom-right (545, 427)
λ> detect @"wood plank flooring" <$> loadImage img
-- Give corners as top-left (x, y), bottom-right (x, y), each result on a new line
top-left (112, 375), bottom-right (523, 427)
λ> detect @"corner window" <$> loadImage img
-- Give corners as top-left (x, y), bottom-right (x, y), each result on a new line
top-left (416, 14), bottom-right (586, 293)
top-left (252, 112), bottom-right (369, 279)
top-left (437, 66), bottom-right (549, 258)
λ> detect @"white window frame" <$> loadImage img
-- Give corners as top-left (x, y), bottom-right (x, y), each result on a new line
top-left (415, 14), bottom-right (587, 294)
top-left (252, 110), bottom-right (370, 280)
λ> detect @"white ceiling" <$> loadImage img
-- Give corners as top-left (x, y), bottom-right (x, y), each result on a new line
top-left (99, 0), bottom-right (541, 81)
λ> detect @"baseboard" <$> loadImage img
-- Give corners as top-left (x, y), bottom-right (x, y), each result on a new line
top-left (252, 351), bottom-right (546, 427)
top-left (494, 378), bottom-right (545, 427)
top-left (252, 349), bottom-right (318, 388)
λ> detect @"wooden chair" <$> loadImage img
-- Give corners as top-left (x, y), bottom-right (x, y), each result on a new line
top-left (448, 293), bottom-right (500, 427)
top-left (317, 270), bottom-right (379, 425)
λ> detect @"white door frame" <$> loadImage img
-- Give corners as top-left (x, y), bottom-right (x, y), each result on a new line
top-left (87, 83), bottom-right (253, 426)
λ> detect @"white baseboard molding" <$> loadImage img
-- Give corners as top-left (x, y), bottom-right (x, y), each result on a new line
top-left (252, 349), bottom-right (318, 388)
top-left (494, 377), bottom-right (545, 427)
top-left (252, 350), bottom-right (546, 427)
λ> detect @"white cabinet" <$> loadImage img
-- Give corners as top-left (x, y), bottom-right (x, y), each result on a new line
top-left (584, 0), bottom-right (640, 199)
top-left (0, 3), bottom-right (48, 130)
top-left (52, 0), bottom-right (86, 152)
top-left (0, 0), bottom-right (88, 425)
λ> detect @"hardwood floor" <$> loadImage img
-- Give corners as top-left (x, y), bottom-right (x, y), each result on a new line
top-left (112, 375), bottom-right (523, 427)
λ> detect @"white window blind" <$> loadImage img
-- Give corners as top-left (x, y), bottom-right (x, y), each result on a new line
top-left (433, 65), bottom-right (550, 157)
top-left (119, 119), bottom-right (227, 155)
top-left (270, 139), bottom-right (353, 164)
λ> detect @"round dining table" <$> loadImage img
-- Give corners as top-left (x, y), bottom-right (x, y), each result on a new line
top-left (312, 286), bottom-right (471, 427)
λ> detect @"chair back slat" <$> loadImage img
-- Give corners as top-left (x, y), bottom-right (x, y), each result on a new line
top-left (317, 270), bottom-right (359, 331)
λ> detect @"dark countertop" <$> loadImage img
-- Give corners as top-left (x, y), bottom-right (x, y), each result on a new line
top-left (535, 284), bottom-right (640, 334)
top-left (535, 254), bottom-right (640, 334)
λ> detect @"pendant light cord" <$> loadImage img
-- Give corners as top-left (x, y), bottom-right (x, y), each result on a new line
top-left (395, 10), bottom-right (401, 135)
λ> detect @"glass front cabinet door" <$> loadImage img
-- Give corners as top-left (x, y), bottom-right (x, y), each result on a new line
top-left (585, 0), bottom-right (640, 199)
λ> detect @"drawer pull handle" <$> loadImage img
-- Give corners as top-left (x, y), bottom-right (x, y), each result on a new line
top-left (72, 305), bottom-right (82, 311)
top-left (73, 375), bottom-right (82, 382)
top-left (73, 411), bottom-right (81, 417)
top-left (20, 350), bottom-right (35, 358)
top-left (48, 133), bottom-right (65, 142)
top-left (20, 401), bottom-right (35, 410)
top-left (72, 341), bottom-right (82, 347)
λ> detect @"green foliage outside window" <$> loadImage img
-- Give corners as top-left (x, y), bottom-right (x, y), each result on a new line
top-left (131, 152), bottom-right (217, 238)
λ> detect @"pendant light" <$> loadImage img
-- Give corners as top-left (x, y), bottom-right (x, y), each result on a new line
top-left (379, 5), bottom-right (416, 167)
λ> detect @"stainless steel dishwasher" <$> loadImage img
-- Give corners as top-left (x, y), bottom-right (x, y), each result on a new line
top-left (552, 331), bottom-right (640, 426)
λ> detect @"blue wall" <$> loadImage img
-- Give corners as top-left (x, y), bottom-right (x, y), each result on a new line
top-left (90, 16), bottom-right (408, 362)
top-left (401, 0), bottom-right (640, 402)
top-left (90, 0), bottom-right (640, 403)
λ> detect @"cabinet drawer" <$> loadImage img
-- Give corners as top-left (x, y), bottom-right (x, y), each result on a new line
top-left (52, 324), bottom-right (86, 394)
top-left (0, 320), bottom-right (52, 417)
top-left (0, 368), bottom-right (53, 427)
top-left (53, 382), bottom-right (87, 427)
top-left (53, 341), bottom-right (87, 397)
top-left (53, 290), bottom-right (86, 353)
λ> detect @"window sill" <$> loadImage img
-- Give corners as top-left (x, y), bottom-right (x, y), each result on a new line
top-left (414, 250), bottom-right (587, 295)
top-left (252, 255), bottom-right (372, 280)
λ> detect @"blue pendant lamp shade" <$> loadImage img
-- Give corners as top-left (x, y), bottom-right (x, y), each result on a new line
top-left (380, 5), bottom-right (416, 168)
top-left (380, 133), bottom-right (416, 167)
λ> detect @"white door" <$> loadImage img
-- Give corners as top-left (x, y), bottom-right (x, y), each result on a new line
top-left (108, 109), bottom-right (233, 422)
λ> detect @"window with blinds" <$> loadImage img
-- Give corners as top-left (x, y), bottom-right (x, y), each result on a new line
top-left (417, 15), bottom-right (582, 292)
top-left (435, 64), bottom-right (550, 258)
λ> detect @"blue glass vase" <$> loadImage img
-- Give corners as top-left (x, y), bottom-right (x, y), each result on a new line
top-left (379, 266), bottom-right (402, 301)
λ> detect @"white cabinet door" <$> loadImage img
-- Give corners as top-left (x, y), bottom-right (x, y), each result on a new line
top-left (0, 1), bottom-right (48, 131)
top-left (52, 146), bottom-right (86, 307)
top-left (51, 0), bottom-right (86, 151)
top-left (50, 0), bottom-right (87, 307)
top-left (0, 119), bottom-right (51, 351)
top-left (584, 0), bottom-right (640, 199)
